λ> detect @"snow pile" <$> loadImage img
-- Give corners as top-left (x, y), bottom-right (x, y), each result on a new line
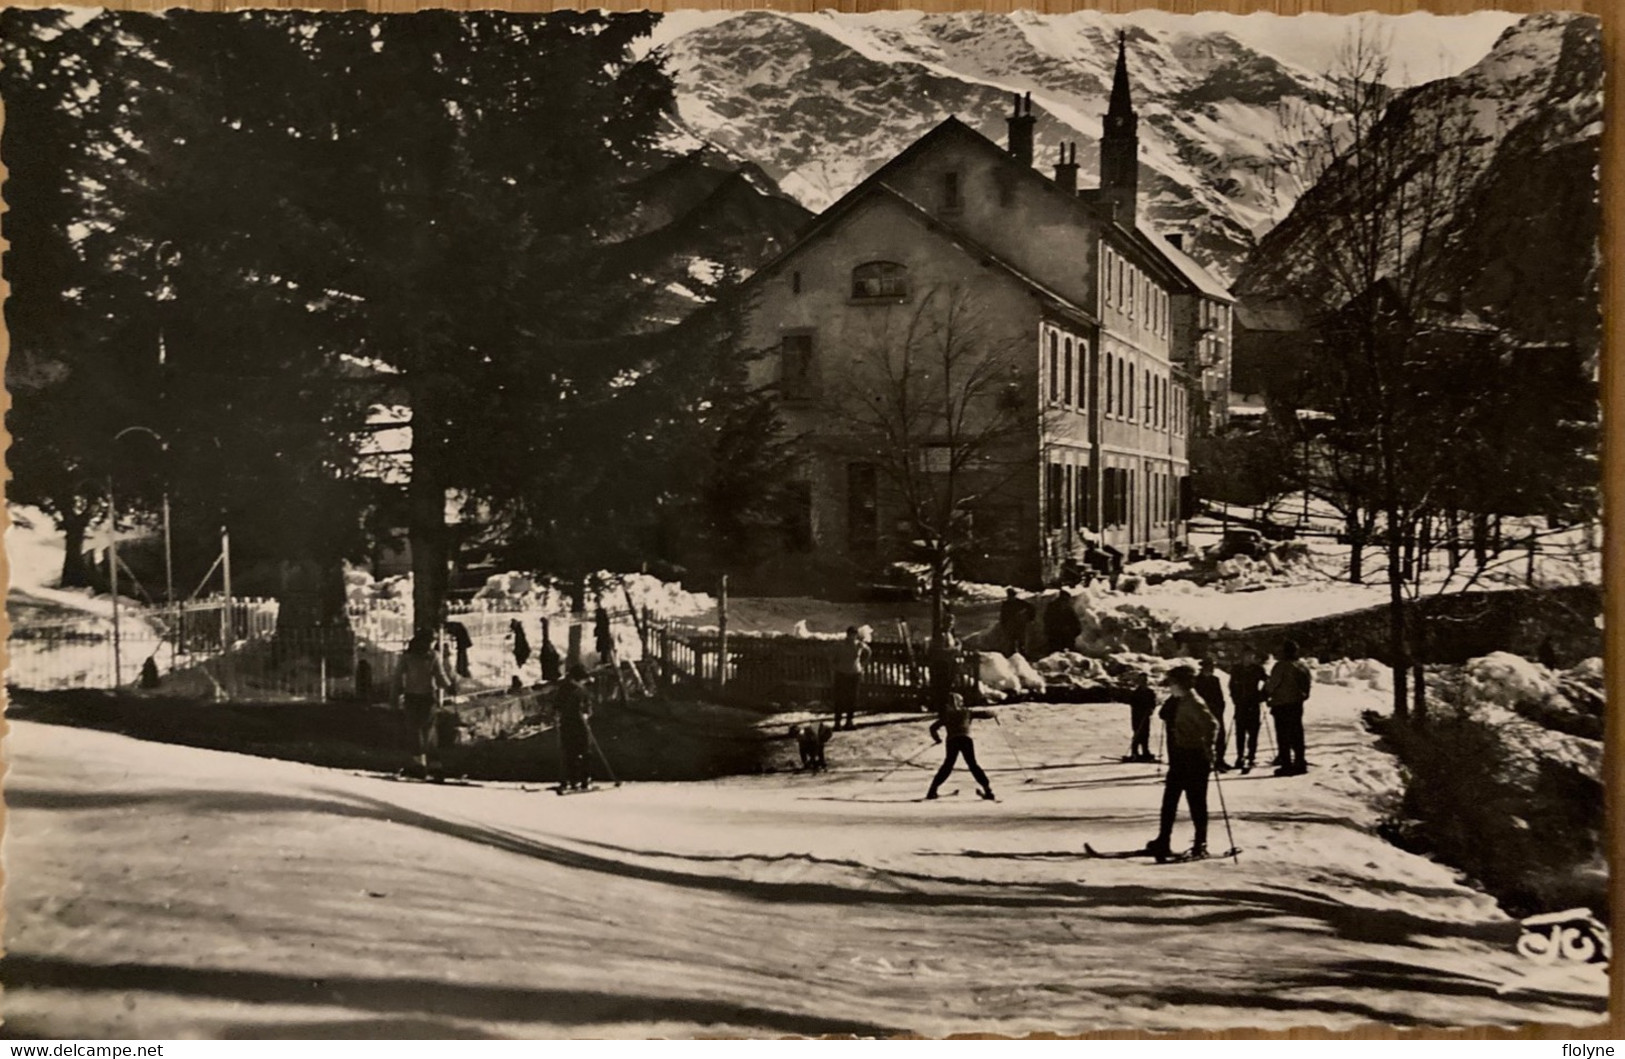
top-left (1008, 653), bottom-right (1047, 692)
top-left (1123, 557), bottom-right (1189, 581)
top-left (1034, 651), bottom-right (1109, 688)
top-left (976, 651), bottom-right (1022, 693)
top-left (1462, 652), bottom-right (1558, 710)
top-left (1313, 658), bottom-right (1393, 693)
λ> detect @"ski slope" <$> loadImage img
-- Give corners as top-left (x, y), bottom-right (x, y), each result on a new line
top-left (2, 678), bottom-right (1605, 1038)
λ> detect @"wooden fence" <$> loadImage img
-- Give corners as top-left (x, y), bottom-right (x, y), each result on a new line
top-left (646, 621), bottom-right (979, 710)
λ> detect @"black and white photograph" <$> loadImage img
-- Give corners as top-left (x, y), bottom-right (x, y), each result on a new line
top-left (0, 2), bottom-right (1609, 1039)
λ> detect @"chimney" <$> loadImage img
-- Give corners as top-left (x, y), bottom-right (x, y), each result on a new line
top-left (1053, 142), bottom-right (1078, 193)
top-left (1007, 91), bottom-right (1036, 166)
top-left (1167, 233), bottom-right (1184, 251)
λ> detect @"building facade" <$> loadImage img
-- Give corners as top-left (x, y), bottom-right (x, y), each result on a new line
top-left (738, 36), bottom-right (1234, 591)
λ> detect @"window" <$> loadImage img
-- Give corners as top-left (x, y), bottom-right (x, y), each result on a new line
top-left (1127, 365), bottom-right (1136, 422)
top-left (1046, 463), bottom-right (1065, 531)
top-left (1048, 332), bottom-right (1060, 403)
top-left (1063, 339), bottom-right (1073, 409)
top-left (942, 171), bottom-right (962, 211)
top-left (851, 261), bottom-right (908, 301)
top-left (782, 482), bottom-right (813, 553)
top-left (1103, 250), bottom-right (1113, 306)
top-left (1127, 266), bottom-right (1135, 318)
top-left (1117, 258), bottom-right (1125, 307)
top-left (1179, 475), bottom-right (1195, 521)
top-left (780, 333), bottom-right (815, 401)
top-left (1144, 368), bottom-right (1151, 424)
top-left (848, 462), bottom-right (878, 553)
top-left (1104, 353), bottom-right (1115, 416)
top-left (1074, 340), bottom-right (1088, 410)
top-left (1116, 358), bottom-right (1127, 417)
top-left (1074, 462), bottom-right (1091, 531)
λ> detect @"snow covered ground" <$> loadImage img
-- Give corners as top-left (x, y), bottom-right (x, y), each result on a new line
top-left (3, 680), bottom-right (1605, 1038)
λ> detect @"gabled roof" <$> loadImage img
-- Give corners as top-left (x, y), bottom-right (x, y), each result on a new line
top-left (741, 112), bottom-right (1234, 312)
top-left (1138, 226), bottom-right (1233, 303)
top-left (739, 175), bottom-right (1099, 330)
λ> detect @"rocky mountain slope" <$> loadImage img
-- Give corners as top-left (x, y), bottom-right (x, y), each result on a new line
top-left (1234, 12), bottom-right (1602, 348)
top-left (657, 9), bottom-right (1340, 283)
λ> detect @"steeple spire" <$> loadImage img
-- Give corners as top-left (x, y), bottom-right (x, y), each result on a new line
top-left (1099, 29), bottom-right (1139, 222)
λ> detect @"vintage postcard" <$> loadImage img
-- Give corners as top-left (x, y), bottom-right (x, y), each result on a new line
top-left (0, 3), bottom-right (1609, 1039)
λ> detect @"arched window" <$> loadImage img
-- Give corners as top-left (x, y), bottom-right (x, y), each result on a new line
top-left (1105, 352), bottom-right (1115, 415)
top-left (1117, 358), bottom-right (1127, 417)
top-left (1063, 339), bottom-right (1073, 408)
top-left (1048, 331), bottom-right (1060, 402)
top-left (851, 261), bottom-right (909, 300)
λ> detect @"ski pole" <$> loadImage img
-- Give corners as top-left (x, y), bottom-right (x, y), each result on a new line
top-left (992, 713), bottom-right (1035, 784)
top-left (876, 738), bottom-right (939, 783)
top-left (586, 723), bottom-right (622, 787)
top-left (1210, 759), bottom-right (1240, 864)
top-left (1155, 722), bottom-right (1165, 777)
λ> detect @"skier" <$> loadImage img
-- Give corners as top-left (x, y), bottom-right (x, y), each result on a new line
top-left (1042, 589), bottom-right (1084, 657)
top-left (393, 631), bottom-right (455, 780)
top-left (1144, 664), bottom-right (1217, 862)
top-left (831, 625), bottom-right (871, 731)
top-left (1126, 670), bottom-right (1157, 762)
top-left (998, 588), bottom-right (1037, 656)
top-left (926, 692), bottom-right (994, 801)
top-left (1195, 657), bottom-right (1231, 773)
top-left (555, 663), bottom-right (594, 791)
top-left (927, 615), bottom-right (962, 713)
top-left (1265, 639), bottom-right (1313, 776)
top-left (539, 618), bottom-right (563, 683)
top-left (1227, 646), bottom-right (1268, 771)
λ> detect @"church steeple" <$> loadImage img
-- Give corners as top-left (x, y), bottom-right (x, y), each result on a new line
top-left (1099, 31), bottom-right (1139, 222)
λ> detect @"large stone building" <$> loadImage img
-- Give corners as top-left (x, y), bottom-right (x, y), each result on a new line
top-left (738, 37), bottom-right (1234, 591)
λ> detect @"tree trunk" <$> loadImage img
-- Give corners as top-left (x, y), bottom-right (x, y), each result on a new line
top-left (59, 508), bottom-right (92, 588)
top-left (409, 413), bottom-right (450, 641)
top-left (929, 548), bottom-right (948, 641)
top-left (1346, 513), bottom-right (1364, 584)
top-left (1446, 510), bottom-right (1461, 569)
top-left (1411, 611), bottom-right (1427, 720)
top-left (1471, 512), bottom-right (1489, 569)
top-left (1387, 530), bottom-right (1410, 719)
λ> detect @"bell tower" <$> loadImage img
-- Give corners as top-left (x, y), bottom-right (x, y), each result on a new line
top-left (1099, 32), bottom-right (1139, 222)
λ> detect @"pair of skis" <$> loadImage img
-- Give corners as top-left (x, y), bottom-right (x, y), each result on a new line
top-left (1083, 842), bottom-right (1241, 864)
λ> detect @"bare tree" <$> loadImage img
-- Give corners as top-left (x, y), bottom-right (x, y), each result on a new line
top-left (1257, 24), bottom-right (1503, 718)
top-left (821, 284), bottom-right (1046, 639)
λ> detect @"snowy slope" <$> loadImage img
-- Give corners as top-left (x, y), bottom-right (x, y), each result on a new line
top-left (4, 682), bottom-right (1605, 1038)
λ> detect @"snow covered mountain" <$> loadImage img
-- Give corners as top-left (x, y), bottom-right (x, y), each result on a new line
top-left (655, 9), bottom-right (1342, 283)
top-left (1235, 12), bottom-right (1603, 347)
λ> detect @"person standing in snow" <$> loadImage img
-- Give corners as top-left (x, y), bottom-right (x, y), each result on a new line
top-left (1227, 646), bottom-right (1268, 771)
top-left (1265, 639), bottom-right (1313, 776)
top-left (539, 618), bottom-right (563, 683)
top-left (554, 663), bottom-right (595, 791)
top-left (1195, 657), bottom-right (1231, 773)
top-left (1127, 670), bottom-right (1157, 762)
top-left (926, 692), bottom-right (994, 801)
top-left (831, 625), bottom-right (871, 731)
top-left (1042, 589), bottom-right (1084, 657)
top-left (510, 619), bottom-right (532, 670)
top-left (1144, 665), bottom-right (1217, 861)
top-left (393, 631), bottom-right (455, 780)
top-left (999, 588), bottom-right (1037, 657)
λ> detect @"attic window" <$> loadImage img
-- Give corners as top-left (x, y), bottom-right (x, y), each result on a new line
top-left (851, 261), bottom-right (909, 301)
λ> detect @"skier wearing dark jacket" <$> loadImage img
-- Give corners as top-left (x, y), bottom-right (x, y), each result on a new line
top-left (926, 693), bottom-right (994, 801)
top-left (1227, 647), bottom-right (1268, 770)
top-left (1194, 658), bottom-right (1230, 772)
top-left (1266, 640), bottom-right (1313, 776)
top-left (1127, 672), bottom-right (1156, 761)
top-left (555, 664), bottom-right (594, 790)
top-left (1145, 665), bottom-right (1217, 862)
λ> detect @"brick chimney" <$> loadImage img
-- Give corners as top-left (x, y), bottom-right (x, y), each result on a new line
top-left (1053, 142), bottom-right (1078, 193)
top-left (1007, 91), bottom-right (1036, 166)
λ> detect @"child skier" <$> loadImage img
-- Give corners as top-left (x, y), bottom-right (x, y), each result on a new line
top-left (831, 626), bottom-right (871, 731)
top-left (1126, 671), bottom-right (1157, 762)
top-left (926, 692), bottom-right (994, 802)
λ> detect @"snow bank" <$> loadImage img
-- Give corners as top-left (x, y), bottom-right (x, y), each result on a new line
top-left (1462, 652), bottom-right (1558, 709)
top-left (977, 651), bottom-right (1021, 693)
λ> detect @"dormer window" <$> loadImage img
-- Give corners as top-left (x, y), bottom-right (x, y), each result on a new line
top-left (851, 261), bottom-right (909, 301)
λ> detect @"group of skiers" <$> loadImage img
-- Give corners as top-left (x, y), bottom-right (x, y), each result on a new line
top-left (392, 610), bottom-right (617, 788)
